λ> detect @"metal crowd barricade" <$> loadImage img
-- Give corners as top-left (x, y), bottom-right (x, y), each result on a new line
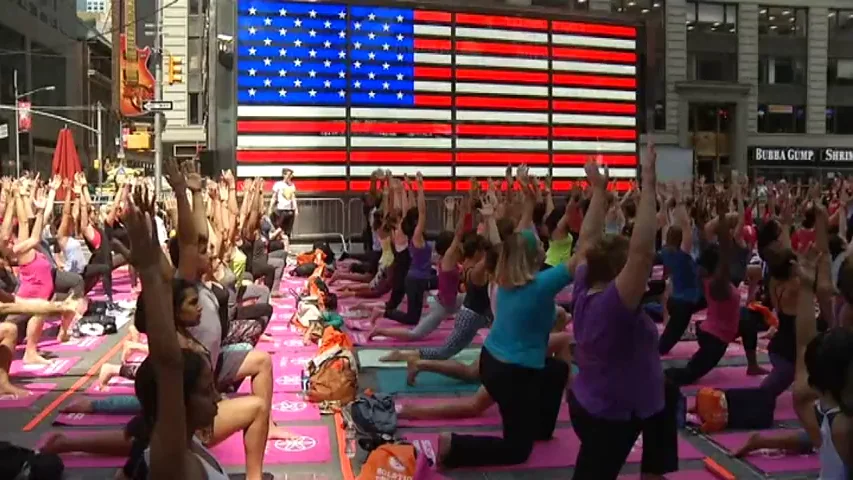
top-left (291, 197), bottom-right (347, 250)
top-left (347, 197), bottom-right (365, 249)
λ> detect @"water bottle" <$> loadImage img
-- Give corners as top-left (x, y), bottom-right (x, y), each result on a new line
top-left (345, 425), bottom-right (356, 458)
top-left (301, 370), bottom-right (309, 393)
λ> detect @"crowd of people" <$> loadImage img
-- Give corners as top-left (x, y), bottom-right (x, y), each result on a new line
top-left (0, 149), bottom-right (851, 479)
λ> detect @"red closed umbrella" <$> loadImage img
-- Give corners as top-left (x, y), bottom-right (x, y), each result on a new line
top-left (50, 128), bottom-right (82, 199)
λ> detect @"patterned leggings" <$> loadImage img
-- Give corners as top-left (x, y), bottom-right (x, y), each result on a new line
top-left (419, 306), bottom-right (489, 360)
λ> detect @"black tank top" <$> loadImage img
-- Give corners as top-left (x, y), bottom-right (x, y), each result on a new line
top-left (462, 268), bottom-right (491, 316)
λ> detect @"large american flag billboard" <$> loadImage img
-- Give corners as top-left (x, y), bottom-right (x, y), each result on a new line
top-left (235, 0), bottom-right (639, 192)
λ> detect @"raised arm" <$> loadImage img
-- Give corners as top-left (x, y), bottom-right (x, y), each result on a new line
top-left (163, 159), bottom-right (197, 280)
top-left (412, 172), bottom-right (426, 248)
top-left (568, 159), bottom-right (609, 275)
top-left (708, 197), bottom-right (733, 302)
top-left (124, 204), bottom-right (191, 480)
top-left (614, 145), bottom-right (658, 310)
top-left (55, 183), bottom-right (74, 249)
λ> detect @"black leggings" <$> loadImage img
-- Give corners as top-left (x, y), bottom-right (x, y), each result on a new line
top-left (82, 263), bottom-right (114, 299)
top-left (443, 348), bottom-right (569, 467)
top-left (568, 381), bottom-right (679, 479)
top-left (386, 277), bottom-right (430, 326)
top-left (251, 261), bottom-right (276, 291)
top-left (276, 210), bottom-right (296, 237)
top-left (665, 310), bottom-right (762, 386)
top-left (658, 296), bottom-right (706, 355)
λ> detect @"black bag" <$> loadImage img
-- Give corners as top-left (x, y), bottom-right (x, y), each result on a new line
top-left (343, 393), bottom-right (398, 452)
top-left (293, 262), bottom-right (317, 277)
top-left (725, 388), bottom-right (775, 429)
top-left (0, 441), bottom-right (64, 480)
top-left (74, 314), bottom-right (117, 337)
top-left (84, 300), bottom-right (108, 316)
top-left (312, 241), bottom-right (335, 264)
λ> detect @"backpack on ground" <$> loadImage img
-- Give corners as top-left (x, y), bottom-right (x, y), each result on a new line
top-left (344, 392), bottom-right (398, 453)
top-left (293, 262), bottom-right (317, 277)
top-left (306, 345), bottom-right (358, 404)
top-left (0, 441), bottom-right (64, 480)
top-left (313, 241), bottom-right (335, 265)
top-left (693, 387), bottom-right (775, 433)
top-left (357, 443), bottom-right (419, 480)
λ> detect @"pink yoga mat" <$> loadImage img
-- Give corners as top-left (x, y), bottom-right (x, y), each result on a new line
top-left (397, 397), bottom-right (570, 427)
top-left (211, 426), bottom-right (332, 465)
top-left (711, 430), bottom-right (820, 473)
top-left (38, 336), bottom-right (107, 353)
top-left (86, 376), bottom-right (136, 395)
top-left (662, 341), bottom-right (746, 360)
top-left (54, 412), bottom-right (133, 426)
top-left (0, 382), bottom-right (55, 408)
top-left (351, 330), bottom-right (486, 347)
top-left (11, 356), bottom-right (80, 377)
top-left (267, 323), bottom-right (304, 337)
top-left (406, 429), bottom-right (703, 471)
top-left (258, 338), bottom-right (316, 352)
top-left (619, 471), bottom-right (717, 480)
top-left (271, 392), bottom-right (321, 421)
top-left (239, 372), bottom-right (304, 393)
top-left (274, 353), bottom-right (314, 373)
top-left (681, 367), bottom-right (766, 393)
top-left (37, 432), bottom-right (125, 468)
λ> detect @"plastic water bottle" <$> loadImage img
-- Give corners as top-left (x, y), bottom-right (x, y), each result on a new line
top-left (300, 370), bottom-right (309, 393)
top-left (345, 425), bottom-right (356, 458)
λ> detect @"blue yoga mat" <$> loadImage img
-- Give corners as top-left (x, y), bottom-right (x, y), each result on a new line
top-left (375, 368), bottom-right (480, 395)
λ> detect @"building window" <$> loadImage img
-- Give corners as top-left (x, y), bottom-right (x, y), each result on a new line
top-left (611, 0), bottom-right (664, 15)
top-left (758, 56), bottom-right (805, 84)
top-left (829, 10), bottom-right (853, 35)
top-left (759, 6), bottom-right (806, 36)
top-left (688, 52), bottom-right (737, 81)
top-left (828, 59), bottom-right (853, 86)
top-left (686, 2), bottom-right (737, 33)
top-left (85, 0), bottom-right (105, 12)
top-left (758, 104), bottom-right (806, 133)
top-left (827, 107), bottom-right (853, 135)
top-left (532, 0), bottom-right (589, 8)
top-left (189, 93), bottom-right (202, 125)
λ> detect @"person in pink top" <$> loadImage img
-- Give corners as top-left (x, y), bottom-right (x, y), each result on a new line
top-left (4, 183), bottom-right (72, 366)
top-left (664, 201), bottom-right (744, 386)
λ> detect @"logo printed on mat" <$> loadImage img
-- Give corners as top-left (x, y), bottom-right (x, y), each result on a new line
top-left (273, 400), bottom-right (308, 412)
top-left (411, 440), bottom-right (436, 462)
top-left (276, 375), bottom-right (301, 386)
top-left (271, 435), bottom-right (317, 453)
top-left (281, 339), bottom-right (303, 347)
top-left (388, 456), bottom-right (406, 472)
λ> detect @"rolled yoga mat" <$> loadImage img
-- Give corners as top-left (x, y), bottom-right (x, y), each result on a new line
top-left (358, 348), bottom-right (481, 369)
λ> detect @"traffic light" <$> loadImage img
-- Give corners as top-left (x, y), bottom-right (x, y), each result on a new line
top-left (168, 56), bottom-right (183, 84)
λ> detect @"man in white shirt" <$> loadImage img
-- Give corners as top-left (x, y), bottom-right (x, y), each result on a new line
top-left (270, 168), bottom-right (298, 252)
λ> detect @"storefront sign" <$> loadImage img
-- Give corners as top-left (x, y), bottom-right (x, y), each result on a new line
top-left (751, 147), bottom-right (817, 162)
top-left (822, 148), bottom-right (853, 162)
top-left (750, 146), bottom-right (853, 164)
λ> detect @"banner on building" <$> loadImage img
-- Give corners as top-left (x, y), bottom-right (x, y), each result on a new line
top-left (17, 101), bottom-right (31, 133)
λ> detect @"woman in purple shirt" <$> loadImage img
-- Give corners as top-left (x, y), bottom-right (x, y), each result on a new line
top-left (568, 147), bottom-right (679, 479)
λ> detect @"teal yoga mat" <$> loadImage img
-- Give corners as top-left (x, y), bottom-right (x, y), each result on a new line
top-left (375, 368), bottom-right (481, 394)
top-left (358, 348), bottom-right (481, 369)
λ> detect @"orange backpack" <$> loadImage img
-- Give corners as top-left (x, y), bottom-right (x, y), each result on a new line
top-left (357, 443), bottom-right (418, 480)
top-left (695, 387), bottom-right (728, 433)
top-left (319, 327), bottom-right (354, 354)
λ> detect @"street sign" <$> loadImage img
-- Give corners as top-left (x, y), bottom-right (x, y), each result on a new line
top-left (143, 101), bottom-right (173, 112)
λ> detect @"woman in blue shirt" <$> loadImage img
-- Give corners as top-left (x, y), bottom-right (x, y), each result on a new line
top-left (435, 167), bottom-right (573, 468)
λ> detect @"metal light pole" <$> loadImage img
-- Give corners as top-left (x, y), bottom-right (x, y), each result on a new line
top-left (13, 68), bottom-right (56, 177)
top-left (153, 0), bottom-right (163, 199)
